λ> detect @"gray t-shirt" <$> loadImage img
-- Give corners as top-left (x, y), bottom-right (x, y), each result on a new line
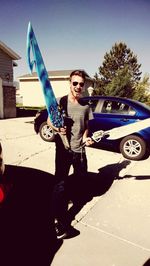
top-left (67, 98), bottom-right (90, 152)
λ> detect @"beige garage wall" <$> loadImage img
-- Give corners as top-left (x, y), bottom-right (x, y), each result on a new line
top-left (20, 79), bottom-right (70, 107)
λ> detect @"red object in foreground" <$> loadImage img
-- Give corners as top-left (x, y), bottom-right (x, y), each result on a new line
top-left (0, 183), bottom-right (13, 204)
top-left (0, 185), bottom-right (5, 203)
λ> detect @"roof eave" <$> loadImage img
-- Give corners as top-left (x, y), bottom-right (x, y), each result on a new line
top-left (0, 41), bottom-right (21, 60)
top-left (18, 70), bottom-right (92, 80)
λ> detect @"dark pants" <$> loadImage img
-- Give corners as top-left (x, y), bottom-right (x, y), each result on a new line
top-left (55, 146), bottom-right (87, 182)
top-left (51, 139), bottom-right (88, 227)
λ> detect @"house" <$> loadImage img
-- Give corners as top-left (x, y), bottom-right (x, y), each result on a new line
top-left (0, 41), bottom-right (21, 118)
top-left (18, 70), bottom-right (94, 107)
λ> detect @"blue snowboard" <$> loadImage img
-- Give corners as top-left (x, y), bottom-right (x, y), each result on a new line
top-left (26, 22), bottom-right (69, 148)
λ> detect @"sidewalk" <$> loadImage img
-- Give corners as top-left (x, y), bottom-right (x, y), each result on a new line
top-left (0, 117), bottom-right (150, 266)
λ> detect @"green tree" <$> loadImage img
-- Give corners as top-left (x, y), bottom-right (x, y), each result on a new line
top-left (133, 74), bottom-right (150, 105)
top-left (94, 42), bottom-right (142, 96)
top-left (105, 66), bottom-right (135, 97)
top-left (94, 73), bottom-right (106, 95)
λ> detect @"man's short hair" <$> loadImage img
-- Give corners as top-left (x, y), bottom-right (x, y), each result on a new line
top-left (70, 70), bottom-right (86, 81)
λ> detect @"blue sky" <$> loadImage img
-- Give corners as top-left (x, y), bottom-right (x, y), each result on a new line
top-left (0, 0), bottom-right (150, 80)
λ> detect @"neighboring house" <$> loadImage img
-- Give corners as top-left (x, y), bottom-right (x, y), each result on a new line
top-left (18, 70), bottom-right (94, 107)
top-left (0, 41), bottom-right (21, 118)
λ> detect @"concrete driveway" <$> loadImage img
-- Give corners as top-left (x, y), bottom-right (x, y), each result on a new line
top-left (0, 117), bottom-right (150, 266)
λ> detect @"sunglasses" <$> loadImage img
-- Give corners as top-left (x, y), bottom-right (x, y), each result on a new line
top-left (72, 81), bottom-right (85, 87)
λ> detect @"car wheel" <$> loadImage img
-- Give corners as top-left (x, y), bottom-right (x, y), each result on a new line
top-left (39, 122), bottom-right (55, 142)
top-left (120, 135), bottom-right (146, 160)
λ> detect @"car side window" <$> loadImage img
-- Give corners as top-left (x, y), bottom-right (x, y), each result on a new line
top-left (118, 103), bottom-right (136, 115)
top-left (101, 100), bottom-right (136, 115)
top-left (101, 100), bottom-right (120, 113)
top-left (101, 100), bottom-right (113, 113)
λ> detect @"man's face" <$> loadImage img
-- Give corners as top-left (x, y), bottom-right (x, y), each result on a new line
top-left (70, 75), bottom-right (85, 99)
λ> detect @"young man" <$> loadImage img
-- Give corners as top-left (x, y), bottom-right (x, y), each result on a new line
top-left (47, 70), bottom-right (93, 239)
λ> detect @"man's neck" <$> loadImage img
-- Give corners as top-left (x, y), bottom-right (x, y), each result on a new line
top-left (68, 92), bottom-right (80, 103)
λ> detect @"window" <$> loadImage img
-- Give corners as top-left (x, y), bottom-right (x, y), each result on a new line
top-left (101, 100), bottom-right (136, 115)
top-left (88, 99), bottom-right (99, 112)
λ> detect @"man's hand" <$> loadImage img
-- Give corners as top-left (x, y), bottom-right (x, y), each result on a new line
top-left (58, 126), bottom-right (67, 135)
top-left (83, 137), bottom-right (94, 146)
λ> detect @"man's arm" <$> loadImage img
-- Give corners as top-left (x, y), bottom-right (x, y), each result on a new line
top-left (82, 120), bottom-right (93, 146)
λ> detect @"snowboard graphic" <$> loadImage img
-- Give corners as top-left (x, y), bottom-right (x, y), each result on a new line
top-left (26, 22), bottom-right (69, 148)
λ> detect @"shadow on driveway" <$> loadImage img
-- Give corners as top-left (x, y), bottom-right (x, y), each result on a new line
top-left (123, 175), bottom-right (150, 180)
top-left (0, 160), bottom-right (132, 265)
top-left (16, 108), bottom-right (38, 117)
top-left (60, 160), bottom-right (131, 228)
top-left (143, 258), bottom-right (150, 266)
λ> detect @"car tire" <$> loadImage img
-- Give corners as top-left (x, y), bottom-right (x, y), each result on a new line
top-left (120, 135), bottom-right (146, 161)
top-left (39, 122), bottom-right (55, 142)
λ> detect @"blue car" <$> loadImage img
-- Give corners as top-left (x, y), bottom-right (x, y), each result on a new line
top-left (34, 96), bottom-right (150, 160)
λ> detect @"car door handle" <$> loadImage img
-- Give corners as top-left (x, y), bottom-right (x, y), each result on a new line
top-left (120, 118), bottom-right (129, 122)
